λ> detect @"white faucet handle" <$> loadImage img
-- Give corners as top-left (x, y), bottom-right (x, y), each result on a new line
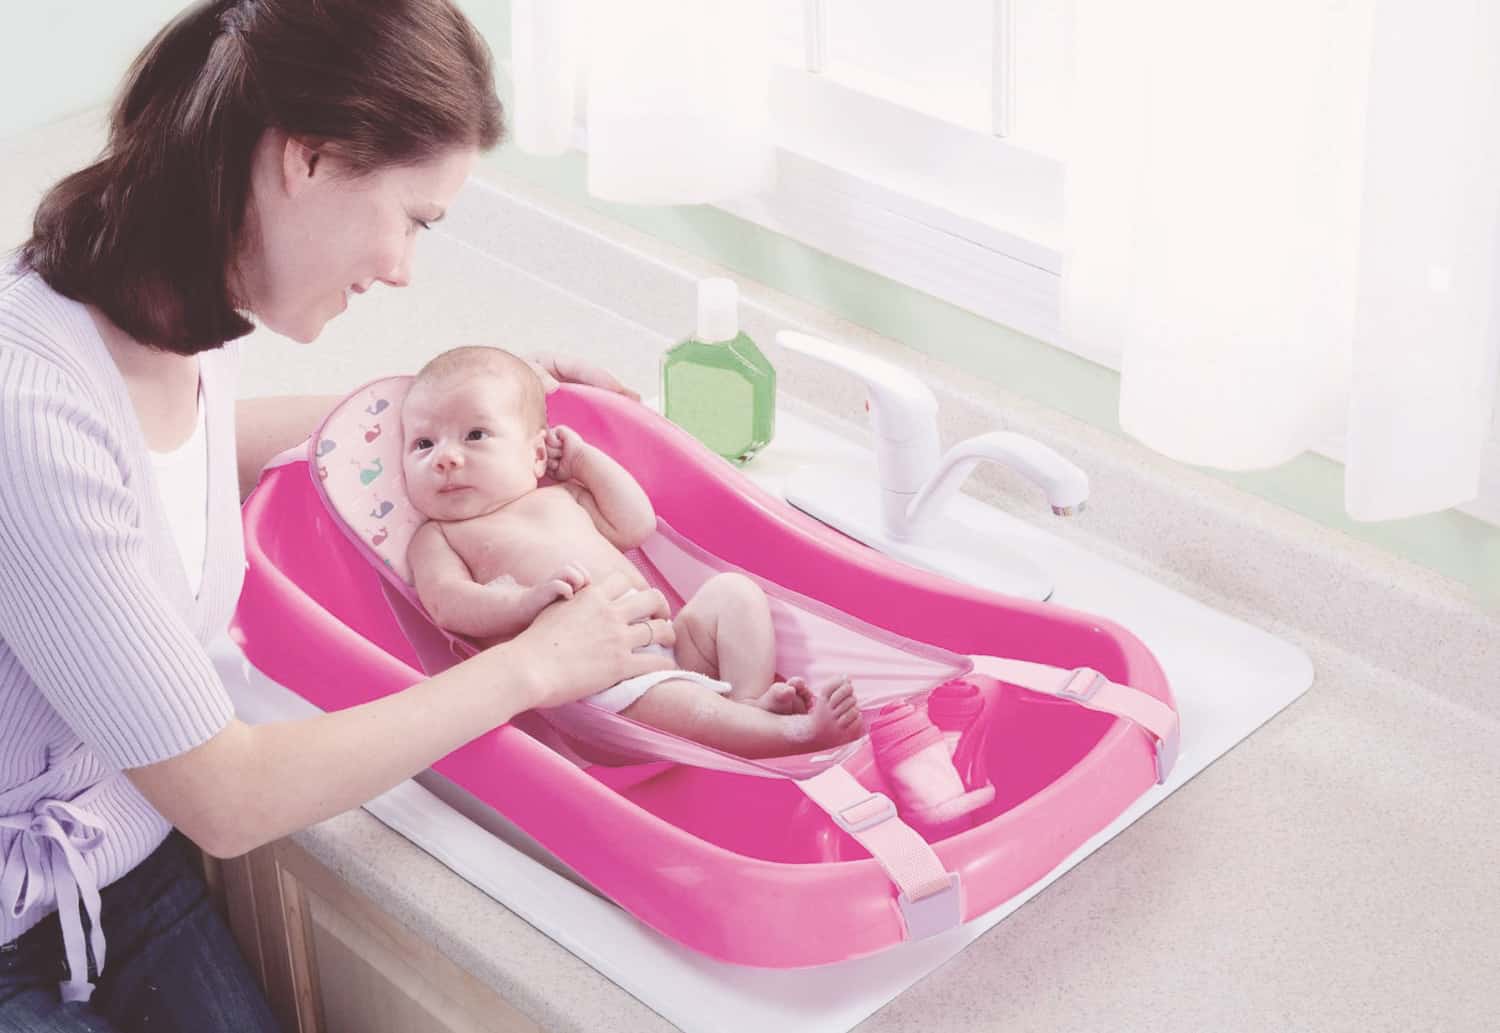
top-left (776, 331), bottom-right (939, 444)
top-left (777, 330), bottom-right (943, 531)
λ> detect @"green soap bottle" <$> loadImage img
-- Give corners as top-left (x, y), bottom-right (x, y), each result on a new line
top-left (661, 277), bottom-right (775, 465)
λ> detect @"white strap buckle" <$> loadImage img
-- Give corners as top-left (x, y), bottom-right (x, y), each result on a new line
top-left (833, 792), bottom-right (897, 835)
top-left (1155, 722), bottom-right (1181, 785)
top-left (1058, 666), bottom-right (1106, 702)
top-left (898, 872), bottom-right (963, 940)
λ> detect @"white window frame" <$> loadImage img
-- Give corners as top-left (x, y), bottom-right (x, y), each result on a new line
top-left (539, 0), bottom-right (1069, 356)
top-left (567, 69), bottom-right (1070, 357)
top-left (728, 0), bottom-right (1072, 350)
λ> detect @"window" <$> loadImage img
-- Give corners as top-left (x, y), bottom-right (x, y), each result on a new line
top-left (770, 0), bottom-right (1002, 136)
top-left (713, 2), bottom-right (1070, 348)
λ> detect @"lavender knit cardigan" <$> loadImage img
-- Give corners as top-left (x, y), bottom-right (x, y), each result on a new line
top-left (0, 259), bottom-right (245, 1004)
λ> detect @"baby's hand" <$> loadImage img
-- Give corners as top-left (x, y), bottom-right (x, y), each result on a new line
top-left (545, 425), bottom-right (588, 482)
top-left (523, 562), bottom-right (591, 611)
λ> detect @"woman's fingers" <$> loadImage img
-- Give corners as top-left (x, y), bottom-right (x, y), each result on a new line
top-left (614, 587), bottom-right (670, 623)
top-left (623, 637), bottom-right (677, 676)
top-left (595, 569), bottom-right (636, 600)
top-left (527, 351), bottom-right (642, 402)
top-left (634, 617), bottom-right (675, 651)
top-left (525, 356), bottom-right (562, 393)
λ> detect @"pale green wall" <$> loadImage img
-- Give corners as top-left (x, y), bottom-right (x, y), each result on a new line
top-left (0, 1), bottom-right (192, 140)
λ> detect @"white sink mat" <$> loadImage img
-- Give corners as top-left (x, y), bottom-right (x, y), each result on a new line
top-left (215, 406), bottom-right (1313, 1033)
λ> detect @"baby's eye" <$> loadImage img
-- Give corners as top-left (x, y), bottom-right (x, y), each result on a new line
top-left (466, 429), bottom-right (488, 442)
top-left (411, 438), bottom-right (433, 452)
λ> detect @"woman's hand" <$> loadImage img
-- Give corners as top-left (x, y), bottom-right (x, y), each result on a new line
top-left (526, 351), bottom-right (641, 402)
top-left (500, 571), bottom-right (676, 711)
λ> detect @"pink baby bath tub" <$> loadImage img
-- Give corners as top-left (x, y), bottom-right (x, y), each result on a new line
top-left (230, 380), bottom-right (1178, 968)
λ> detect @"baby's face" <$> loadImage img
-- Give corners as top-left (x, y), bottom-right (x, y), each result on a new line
top-left (401, 374), bottom-right (546, 521)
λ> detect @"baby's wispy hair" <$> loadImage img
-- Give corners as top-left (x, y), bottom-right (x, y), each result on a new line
top-left (411, 346), bottom-right (547, 432)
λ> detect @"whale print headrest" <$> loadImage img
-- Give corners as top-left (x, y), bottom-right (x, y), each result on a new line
top-left (310, 376), bottom-right (426, 584)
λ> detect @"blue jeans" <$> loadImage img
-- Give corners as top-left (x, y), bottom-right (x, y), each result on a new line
top-left (0, 830), bottom-right (281, 1032)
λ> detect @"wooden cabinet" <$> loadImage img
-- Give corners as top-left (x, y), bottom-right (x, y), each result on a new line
top-left (201, 839), bottom-right (541, 1033)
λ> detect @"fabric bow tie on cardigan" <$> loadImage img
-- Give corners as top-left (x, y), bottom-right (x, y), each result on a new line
top-left (1, 798), bottom-right (109, 1003)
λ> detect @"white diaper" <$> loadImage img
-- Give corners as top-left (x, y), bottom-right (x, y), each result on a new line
top-left (583, 592), bottom-right (734, 714)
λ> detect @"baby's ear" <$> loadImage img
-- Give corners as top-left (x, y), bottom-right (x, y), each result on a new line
top-left (531, 430), bottom-right (548, 476)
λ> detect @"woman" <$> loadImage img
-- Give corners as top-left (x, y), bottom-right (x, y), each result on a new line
top-left (0, 1), bottom-right (676, 1029)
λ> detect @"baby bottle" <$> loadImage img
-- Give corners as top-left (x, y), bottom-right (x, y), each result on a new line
top-left (661, 277), bottom-right (775, 465)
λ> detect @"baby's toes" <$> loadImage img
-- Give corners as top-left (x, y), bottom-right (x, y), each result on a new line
top-left (792, 680), bottom-right (816, 713)
top-left (759, 682), bottom-right (806, 715)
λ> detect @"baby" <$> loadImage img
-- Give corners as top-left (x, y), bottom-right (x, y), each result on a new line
top-left (401, 346), bottom-right (865, 759)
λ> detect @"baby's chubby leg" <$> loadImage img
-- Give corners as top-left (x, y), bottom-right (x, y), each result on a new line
top-left (621, 676), bottom-right (864, 759)
top-left (672, 574), bottom-right (836, 716)
top-left (670, 573), bottom-right (779, 703)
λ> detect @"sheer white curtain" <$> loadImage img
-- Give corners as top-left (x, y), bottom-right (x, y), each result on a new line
top-left (510, 0), bottom-right (777, 205)
top-left (1064, 1), bottom-right (1500, 520)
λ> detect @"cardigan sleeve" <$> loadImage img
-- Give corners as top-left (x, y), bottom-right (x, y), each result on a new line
top-left (0, 347), bottom-right (234, 770)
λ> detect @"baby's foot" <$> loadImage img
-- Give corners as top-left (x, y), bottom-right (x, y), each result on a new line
top-left (788, 676), bottom-right (865, 752)
top-left (752, 677), bottom-right (815, 715)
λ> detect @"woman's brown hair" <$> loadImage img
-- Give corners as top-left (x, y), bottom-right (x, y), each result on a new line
top-left (18, 0), bottom-right (505, 355)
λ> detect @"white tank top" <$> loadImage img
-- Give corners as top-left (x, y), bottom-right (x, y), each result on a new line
top-left (148, 384), bottom-right (209, 597)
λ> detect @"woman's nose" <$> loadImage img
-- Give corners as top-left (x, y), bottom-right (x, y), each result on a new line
top-left (379, 242), bottom-right (415, 289)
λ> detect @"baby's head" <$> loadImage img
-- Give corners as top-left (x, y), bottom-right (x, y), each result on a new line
top-left (401, 346), bottom-right (548, 521)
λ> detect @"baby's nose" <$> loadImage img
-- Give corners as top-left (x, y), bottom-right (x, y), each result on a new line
top-left (434, 448), bottom-right (463, 471)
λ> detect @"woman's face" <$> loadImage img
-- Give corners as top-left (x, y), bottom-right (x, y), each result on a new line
top-left (237, 131), bottom-right (478, 343)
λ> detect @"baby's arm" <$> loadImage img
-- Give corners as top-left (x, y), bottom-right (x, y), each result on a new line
top-left (547, 426), bottom-right (656, 549)
top-left (408, 522), bottom-right (588, 639)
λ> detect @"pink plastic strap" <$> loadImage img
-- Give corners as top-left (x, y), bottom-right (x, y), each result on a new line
top-left (970, 655), bottom-right (1180, 784)
top-left (798, 766), bottom-right (963, 939)
top-left (867, 702), bottom-right (944, 769)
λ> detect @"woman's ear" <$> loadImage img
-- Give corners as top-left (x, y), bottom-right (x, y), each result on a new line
top-left (281, 133), bottom-right (335, 195)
